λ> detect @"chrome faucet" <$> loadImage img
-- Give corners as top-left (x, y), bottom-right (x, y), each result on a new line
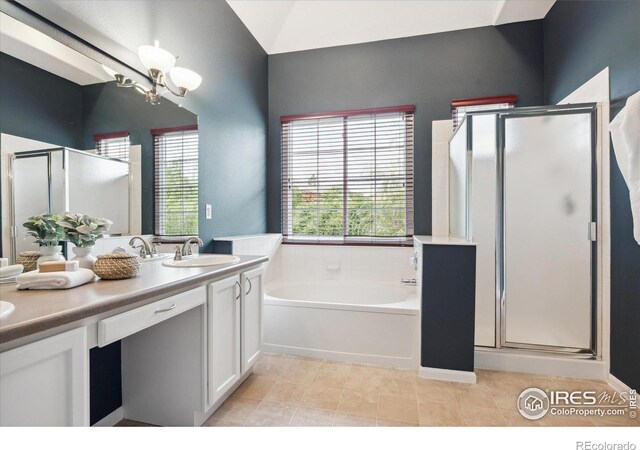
top-left (181, 236), bottom-right (204, 257)
top-left (129, 236), bottom-right (154, 259)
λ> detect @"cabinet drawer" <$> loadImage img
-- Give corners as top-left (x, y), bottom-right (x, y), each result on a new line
top-left (98, 286), bottom-right (206, 347)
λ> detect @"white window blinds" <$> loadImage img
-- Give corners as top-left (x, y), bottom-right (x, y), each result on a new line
top-left (451, 95), bottom-right (516, 128)
top-left (153, 126), bottom-right (199, 236)
top-left (94, 132), bottom-right (130, 160)
top-left (281, 106), bottom-right (414, 245)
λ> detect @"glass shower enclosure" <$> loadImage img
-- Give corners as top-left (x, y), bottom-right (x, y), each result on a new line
top-left (9, 147), bottom-right (131, 260)
top-left (449, 104), bottom-right (597, 356)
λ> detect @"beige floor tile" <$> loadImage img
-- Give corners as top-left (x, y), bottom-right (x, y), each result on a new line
top-left (337, 386), bottom-right (380, 418)
top-left (546, 415), bottom-right (596, 427)
top-left (263, 381), bottom-right (308, 405)
top-left (233, 373), bottom-right (277, 401)
top-left (280, 366), bottom-right (318, 385)
top-left (488, 388), bottom-right (520, 410)
top-left (452, 382), bottom-right (498, 410)
top-left (459, 406), bottom-right (507, 426)
top-left (377, 394), bottom-right (419, 423)
top-left (246, 401), bottom-right (297, 426)
top-left (301, 382), bottom-right (343, 410)
top-left (415, 378), bottom-right (456, 404)
top-left (288, 357), bottom-right (323, 371)
top-left (379, 367), bottom-right (417, 381)
top-left (380, 376), bottom-right (416, 399)
top-left (290, 407), bottom-right (336, 426)
top-left (377, 418), bottom-right (418, 426)
top-left (500, 409), bottom-right (551, 426)
top-left (202, 418), bottom-right (245, 427)
top-left (211, 396), bottom-right (261, 423)
top-left (345, 365), bottom-right (382, 389)
top-left (333, 413), bottom-right (377, 427)
top-left (313, 363), bottom-right (350, 389)
top-left (253, 354), bottom-right (290, 376)
top-left (418, 400), bottom-right (463, 426)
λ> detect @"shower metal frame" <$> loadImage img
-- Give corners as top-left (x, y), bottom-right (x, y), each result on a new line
top-left (450, 103), bottom-right (599, 358)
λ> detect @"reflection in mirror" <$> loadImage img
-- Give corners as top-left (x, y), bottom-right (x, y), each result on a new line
top-left (0, 12), bottom-right (198, 262)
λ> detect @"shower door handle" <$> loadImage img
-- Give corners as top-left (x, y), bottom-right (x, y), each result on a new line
top-left (588, 222), bottom-right (597, 241)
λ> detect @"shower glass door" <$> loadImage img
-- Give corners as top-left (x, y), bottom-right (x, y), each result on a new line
top-left (500, 110), bottom-right (594, 351)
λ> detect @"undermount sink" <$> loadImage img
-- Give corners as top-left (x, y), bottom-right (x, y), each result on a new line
top-left (0, 301), bottom-right (15, 318)
top-left (162, 254), bottom-right (241, 268)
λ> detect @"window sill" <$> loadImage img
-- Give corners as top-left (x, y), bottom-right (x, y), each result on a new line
top-left (282, 237), bottom-right (414, 247)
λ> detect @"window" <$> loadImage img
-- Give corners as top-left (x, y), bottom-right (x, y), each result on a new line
top-left (281, 105), bottom-right (414, 245)
top-left (451, 95), bottom-right (516, 128)
top-left (94, 131), bottom-right (130, 160)
top-left (153, 125), bottom-right (199, 236)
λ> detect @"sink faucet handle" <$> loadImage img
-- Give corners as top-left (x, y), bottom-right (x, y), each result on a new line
top-left (173, 245), bottom-right (183, 261)
top-left (132, 244), bottom-right (146, 258)
top-left (150, 242), bottom-right (158, 255)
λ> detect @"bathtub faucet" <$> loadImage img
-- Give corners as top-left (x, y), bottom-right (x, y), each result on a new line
top-left (401, 278), bottom-right (417, 286)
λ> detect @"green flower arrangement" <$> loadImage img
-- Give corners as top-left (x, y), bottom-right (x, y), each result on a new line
top-left (56, 213), bottom-right (113, 247)
top-left (23, 214), bottom-right (66, 247)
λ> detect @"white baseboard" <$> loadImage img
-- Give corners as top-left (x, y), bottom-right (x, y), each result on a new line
top-left (91, 406), bottom-right (123, 427)
top-left (475, 348), bottom-right (606, 380)
top-left (608, 373), bottom-right (633, 393)
top-left (262, 343), bottom-right (418, 369)
top-left (419, 367), bottom-right (476, 384)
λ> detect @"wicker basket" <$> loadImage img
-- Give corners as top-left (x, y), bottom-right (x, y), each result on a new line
top-left (93, 253), bottom-right (141, 280)
top-left (17, 251), bottom-right (41, 273)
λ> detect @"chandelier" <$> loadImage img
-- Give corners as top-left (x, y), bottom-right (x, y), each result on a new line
top-left (105, 41), bottom-right (202, 105)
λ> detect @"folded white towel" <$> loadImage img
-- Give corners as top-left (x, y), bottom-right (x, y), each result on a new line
top-left (0, 264), bottom-right (24, 279)
top-left (610, 90), bottom-right (640, 244)
top-left (16, 268), bottom-right (96, 290)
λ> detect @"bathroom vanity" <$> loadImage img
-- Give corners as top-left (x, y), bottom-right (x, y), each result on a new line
top-left (0, 255), bottom-right (267, 426)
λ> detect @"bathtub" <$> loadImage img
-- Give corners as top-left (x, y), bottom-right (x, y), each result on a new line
top-left (263, 279), bottom-right (420, 369)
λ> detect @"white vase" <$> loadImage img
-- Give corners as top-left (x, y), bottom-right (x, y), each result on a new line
top-left (71, 246), bottom-right (97, 269)
top-left (36, 245), bottom-right (65, 268)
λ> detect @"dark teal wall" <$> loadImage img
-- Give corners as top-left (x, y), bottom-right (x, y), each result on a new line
top-left (267, 20), bottom-right (545, 234)
top-left (544, 0), bottom-right (640, 390)
top-left (0, 52), bottom-right (82, 148)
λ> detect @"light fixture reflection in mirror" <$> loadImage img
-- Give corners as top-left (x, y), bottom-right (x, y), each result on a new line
top-left (103, 41), bottom-right (202, 105)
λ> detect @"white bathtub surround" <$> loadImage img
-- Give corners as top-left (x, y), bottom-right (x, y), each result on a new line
top-left (264, 244), bottom-right (420, 369)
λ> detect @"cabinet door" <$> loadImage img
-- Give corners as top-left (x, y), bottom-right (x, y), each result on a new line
top-left (241, 267), bottom-right (264, 374)
top-left (0, 327), bottom-right (88, 426)
top-left (207, 275), bottom-right (241, 406)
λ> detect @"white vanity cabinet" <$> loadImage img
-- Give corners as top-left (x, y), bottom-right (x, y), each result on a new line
top-left (0, 327), bottom-right (88, 426)
top-left (207, 275), bottom-right (242, 406)
top-left (207, 266), bottom-right (265, 408)
top-left (241, 266), bottom-right (264, 372)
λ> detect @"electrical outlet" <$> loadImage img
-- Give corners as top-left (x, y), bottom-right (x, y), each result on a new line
top-left (205, 204), bottom-right (212, 219)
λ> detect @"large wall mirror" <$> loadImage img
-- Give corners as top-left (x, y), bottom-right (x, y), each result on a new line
top-left (0, 12), bottom-right (198, 261)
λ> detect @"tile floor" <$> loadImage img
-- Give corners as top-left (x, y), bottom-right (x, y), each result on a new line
top-left (197, 353), bottom-right (639, 427)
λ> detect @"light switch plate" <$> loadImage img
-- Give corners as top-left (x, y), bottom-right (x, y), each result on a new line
top-left (205, 204), bottom-right (212, 219)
